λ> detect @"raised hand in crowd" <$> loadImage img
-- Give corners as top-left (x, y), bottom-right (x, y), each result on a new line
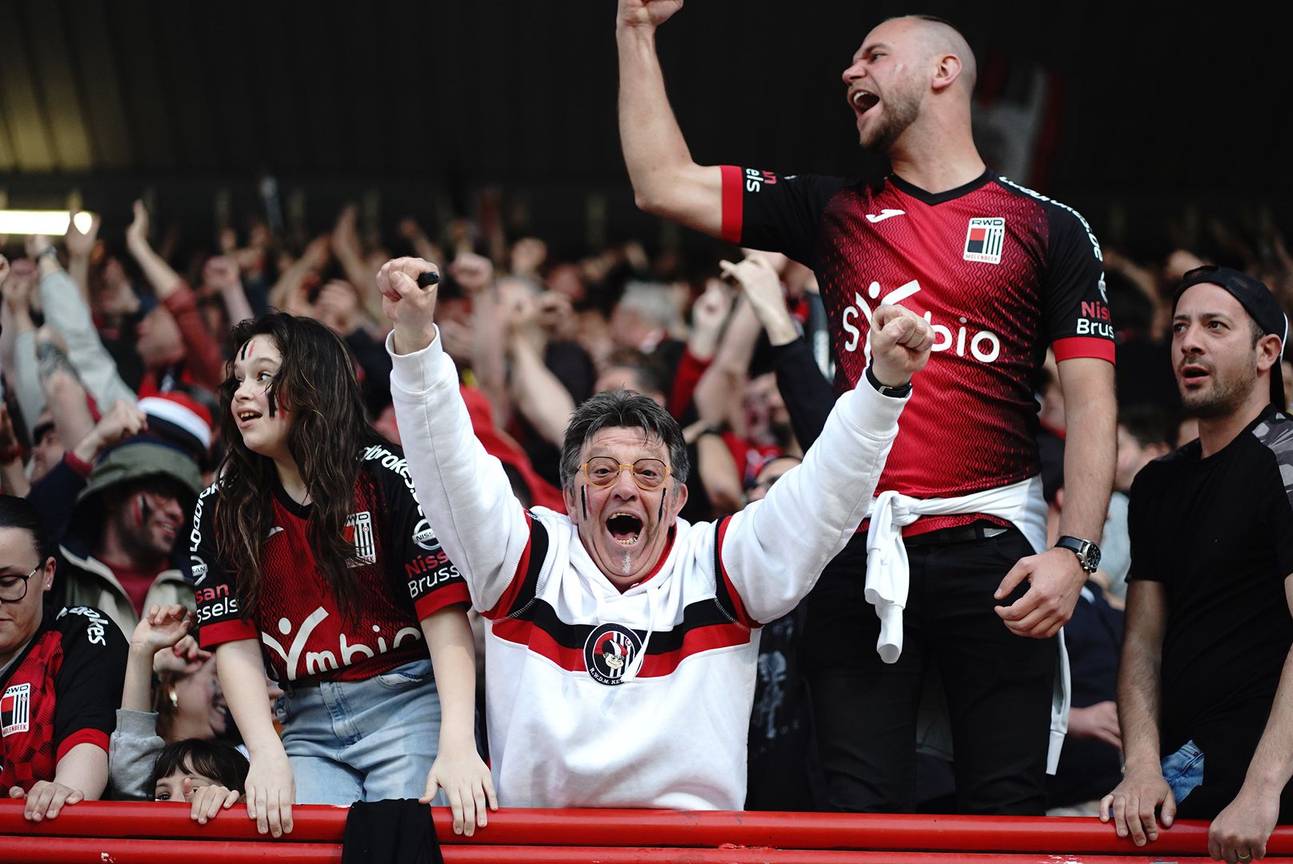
top-left (202, 256), bottom-right (254, 326)
top-left (617, 0), bottom-right (685, 31)
top-left (0, 252), bottom-right (9, 286)
top-left (70, 399), bottom-right (148, 466)
top-left (721, 256), bottom-right (798, 348)
top-left (123, 605), bottom-right (197, 714)
top-left (510, 237), bottom-right (548, 278)
top-left (448, 251), bottom-right (494, 295)
top-left (0, 404), bottom-right (28, 497)
top-left (64, 213), bottom-right (100, 259)
top-left (379, 257), bottom-right (442, 354)
top-left (687, 280), bottom-right (733, 361)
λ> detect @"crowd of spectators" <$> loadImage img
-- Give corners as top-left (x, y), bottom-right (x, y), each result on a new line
top-left (0, 183), bottom-right (1289, 830)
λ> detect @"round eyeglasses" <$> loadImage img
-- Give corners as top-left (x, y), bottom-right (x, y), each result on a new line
top-left (0, 564), bottom-right (40, 604)
top-left (581, 457), bottom-right (670, 491)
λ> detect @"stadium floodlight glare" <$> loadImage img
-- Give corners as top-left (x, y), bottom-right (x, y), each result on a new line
top-left (0, 209), bottom-right (96, 236)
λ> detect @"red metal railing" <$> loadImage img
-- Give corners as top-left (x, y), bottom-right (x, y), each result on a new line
top-left (1, 802), bottom-right (1291, 863)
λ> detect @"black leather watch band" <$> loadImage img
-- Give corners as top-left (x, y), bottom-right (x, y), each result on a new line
top-left (864, 365), bottom-right (912, 398)
top-left (1055, 535), bottom-right (1101, 573)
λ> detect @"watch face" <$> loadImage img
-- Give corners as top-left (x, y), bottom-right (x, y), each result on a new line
top-left (1086, 544), bottom-right (1101, 571)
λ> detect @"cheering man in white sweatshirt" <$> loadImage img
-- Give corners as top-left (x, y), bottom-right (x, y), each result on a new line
top-left (379, 255), bottom-right (931, 817)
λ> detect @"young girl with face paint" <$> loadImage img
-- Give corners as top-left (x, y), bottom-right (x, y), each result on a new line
top-left (189, 314), bottom-right (494, 838)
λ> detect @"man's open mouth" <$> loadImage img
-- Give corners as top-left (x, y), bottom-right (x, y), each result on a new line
top-left (607, 512), bottom-right (644, 546)
top-left (1180, 364), bottom-right (1210, 381)
top-left (850, 89), bottom-right (880, 115)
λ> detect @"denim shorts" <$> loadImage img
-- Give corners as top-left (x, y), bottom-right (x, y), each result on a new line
top-left (275, 658), bottom-right (444, 805)
top-left (1160, 739), bottom-right (1205, 805)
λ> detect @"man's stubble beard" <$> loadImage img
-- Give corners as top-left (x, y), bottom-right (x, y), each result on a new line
top-left (1180, 358), bottom-right (1260, 420)
top-left (861, 81), bottom-right (923, 153)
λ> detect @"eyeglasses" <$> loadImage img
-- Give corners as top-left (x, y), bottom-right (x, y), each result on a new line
top-left (581, 457), bottom-right (670, 491)
top-left (0, 565), bottom-right (40, 604)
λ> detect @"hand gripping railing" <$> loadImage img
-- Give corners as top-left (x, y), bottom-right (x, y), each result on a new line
top-left (1, 802), bottom-right (1291, 863)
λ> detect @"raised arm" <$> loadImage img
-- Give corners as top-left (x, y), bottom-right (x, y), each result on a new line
top-left (1099, 579), bottom-right (1173, 846)
top-left (616, 0), bottom-right (724, 236)
top-left (381, 257), bottom-right (536, 614)
top-left (719, 306), bottom-right (931, 623)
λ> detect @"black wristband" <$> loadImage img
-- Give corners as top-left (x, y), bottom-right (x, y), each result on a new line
top-left (864, 364), bottom-right (912, 398)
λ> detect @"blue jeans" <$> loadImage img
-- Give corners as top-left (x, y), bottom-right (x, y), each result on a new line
top-left (1161, 739), bottom-right (1205, 806)
top-left (275, 658), bottom-right (444, 805)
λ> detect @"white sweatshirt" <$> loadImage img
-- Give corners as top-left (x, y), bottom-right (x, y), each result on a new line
top-left (388, 331), bottom-right (908, 810)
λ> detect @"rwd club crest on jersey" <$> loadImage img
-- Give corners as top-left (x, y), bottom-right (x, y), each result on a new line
top-left (344, 512), bottom-right (377, 567)
top-left (963, 217), bottom-right (1006, 264)
top-left (584, 623), bottom-right (643, 686)
top-left (1, 683), bottom-right (31, 736)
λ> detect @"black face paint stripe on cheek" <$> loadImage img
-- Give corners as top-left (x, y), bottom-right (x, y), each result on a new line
top-left (658, 495), bottom-right (664, 523)
top-left (266, 390), bottom-right (277, 417)
top-left (581, 486), bottom-right (588, 520)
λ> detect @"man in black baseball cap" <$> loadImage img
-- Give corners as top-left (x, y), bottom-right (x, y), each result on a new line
top-left (1173, 265), bottom-right (1288, 410)
top-left (1102, 266), bottom-right (1293, 861)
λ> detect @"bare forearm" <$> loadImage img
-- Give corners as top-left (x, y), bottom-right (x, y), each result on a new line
top-left (127, 238), bottom-right (183, 301)
top-left (42, 368), bottom-right (95, 451)
top-left (617, 27), bottom-right (691, 205)
top-left (53, 743), bottom-right (109, 800)
top-left (221, 284), bottom-right (255, 328)
top-left (696, 433), bottom-right (743, 514)
top-left (471, 290), bottom-right (511, 424)
top-left (1057, 366), bottom-right (1116, 540)
top-left (1118, 584), bottom-right (1168, 771)
top-left (68, 256), bottom-right (91, 306)
top-left (508, 335), bottom-right (574, 446)
top-left (420, 608), bottom-right (478, 749)
top-left (0, 460), bottom-right (28, 497)
top-left (216, 641), bottom-right (282, 756)
top-left (121, 645), bottom-right (158, 713)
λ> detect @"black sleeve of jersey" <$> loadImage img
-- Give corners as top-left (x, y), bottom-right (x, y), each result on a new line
top-left (368, 445), bottom-right (471, 619)
top-left (190, 484), bottom-right (257, 648)
top-left (1042, 204), bottom-right (1117, 363)
top-left (52, 606), bottom-right (126, 755)
top-left (770, 336), bottom-right (834, 450)
top-left (724, 167), bottom-right (846, 268)
top-left (1125, 468), bottom-right (1163, 583)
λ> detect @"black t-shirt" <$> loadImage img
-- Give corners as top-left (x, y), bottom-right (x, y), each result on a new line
top-left (1128, 406), bottom-right (1293, 757)
top-left (0, 606), bottom-right (127, 790)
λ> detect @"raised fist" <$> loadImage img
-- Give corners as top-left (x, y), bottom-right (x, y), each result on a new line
top-left (378, 257), bottom-right (441, 355)
top-left (617, 0), bottom-right (685, 31)
top-left (868, 305), bottom-right (933, 389)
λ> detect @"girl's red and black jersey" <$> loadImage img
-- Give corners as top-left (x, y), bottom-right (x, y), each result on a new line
top-left (722, 168), bottom-right (1115, 534)
top-left (0, 606), bottom-right (126, 791)
top-left (191, 443), bottom-right (470, 683)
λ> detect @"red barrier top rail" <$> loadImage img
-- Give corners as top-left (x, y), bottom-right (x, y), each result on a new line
top-left (1, 801), bottom-right (1292, 857)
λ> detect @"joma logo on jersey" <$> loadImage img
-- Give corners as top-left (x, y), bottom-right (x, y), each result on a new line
top-left (841, 279), bottom-right (1002, 364)
top-left (744, 168), bottom-right (778, 193)
top-left (963, 217), bottom-right (1006, 264)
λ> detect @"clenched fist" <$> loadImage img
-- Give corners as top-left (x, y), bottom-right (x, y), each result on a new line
top-left (378, 257), bottom-right (441, 355)
top-left (617, 0), bottom-right (684, 31)
top-left (868, 305), bottom-right (933, 389)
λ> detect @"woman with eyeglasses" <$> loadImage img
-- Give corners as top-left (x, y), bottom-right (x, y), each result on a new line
top-left (0, 494), bottom-right (127, 822)
top-left (190, 313), bottom-right (494, 839)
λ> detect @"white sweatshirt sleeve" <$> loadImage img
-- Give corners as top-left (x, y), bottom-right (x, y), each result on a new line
top-left (387, 329), bottom-right (537, 615)
top-left (717, 379), bottom-right (907, 624)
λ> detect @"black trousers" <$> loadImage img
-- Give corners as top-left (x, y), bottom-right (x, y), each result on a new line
top-left (803, 527), bottom-right (1057, 815)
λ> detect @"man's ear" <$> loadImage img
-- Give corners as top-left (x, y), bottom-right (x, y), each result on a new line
top-left (1256, 333), bottom-right (1282, 373)
top-left (670, 480), bottom-right (689, 518)
top-left (930, 53), bottom-right (963, 93)
top-left (41, 556), bottom-right (56, 592)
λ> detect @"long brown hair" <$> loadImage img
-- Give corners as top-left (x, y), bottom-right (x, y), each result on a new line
top-left (212, 314), bottom-right (381, 622)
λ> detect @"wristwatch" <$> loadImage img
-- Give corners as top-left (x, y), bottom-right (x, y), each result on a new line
top-left (1055, 535), bottom-right (1101, 573)
top-left (864, 364), bottom-right (912, 398)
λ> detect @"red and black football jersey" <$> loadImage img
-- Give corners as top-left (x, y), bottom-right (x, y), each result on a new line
top-left (722, 168), bottom-right (1115, 533)
top-left (192, 443), bottom-right (470, 683)
top-left (0, 606), bottom-right (126, 791)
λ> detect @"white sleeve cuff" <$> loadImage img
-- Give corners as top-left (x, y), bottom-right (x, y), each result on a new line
top-left (386, 326), bottom-right (445, 393)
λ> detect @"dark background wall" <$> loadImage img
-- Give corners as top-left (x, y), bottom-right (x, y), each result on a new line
top-left (0, 0), bottom-right (1287, 256)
